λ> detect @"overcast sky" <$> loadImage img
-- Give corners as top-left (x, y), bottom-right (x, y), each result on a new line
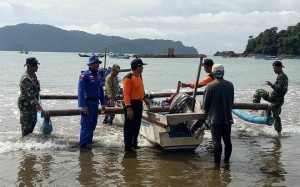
top-left (1, 0), bottom-right (299, 54)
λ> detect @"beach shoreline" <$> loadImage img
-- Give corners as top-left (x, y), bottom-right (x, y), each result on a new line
top-left (1, 133), bottom-right (299, 186)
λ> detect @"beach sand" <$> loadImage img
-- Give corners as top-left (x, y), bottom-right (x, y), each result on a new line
top-left (1, 131), bottom-right (299, 186)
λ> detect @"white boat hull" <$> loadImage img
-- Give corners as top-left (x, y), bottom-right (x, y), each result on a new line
top-left (140, 100), bottom-right (206, 152)
top-left (115, 101), bottom-right (206, 152)
top-left (140, 117), bottom-right (204, 152)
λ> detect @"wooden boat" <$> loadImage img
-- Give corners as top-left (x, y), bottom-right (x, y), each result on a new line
top-left (140, 101), bottom-right (206, 152)
top-left (109, 53), bottom-right (131, 59)
top-left (41, 93), bottom-right (271, 152)
top-left (78, 53), bottom-right (105, 57)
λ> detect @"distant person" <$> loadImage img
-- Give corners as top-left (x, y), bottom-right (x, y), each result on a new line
top-left (18, 57), bottom-right (43, 136)
top-left (122, 59), bottom-right (150, 153)
top-left (253, 61), bottom-right (288, 136)
top-left (78, 56), bottom-right (105, 149)
top-left (180, 59), bottom-right (214, 88)
top-left (103, 64), bottom-right (121, 125)
top-left (202, 64), bottom-right (234, 168)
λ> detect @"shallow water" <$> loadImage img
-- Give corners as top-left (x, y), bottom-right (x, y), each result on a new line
top-left (1, 132), bottom-right (299, 186)
top-left (0, 51), bottom-right (300, 186)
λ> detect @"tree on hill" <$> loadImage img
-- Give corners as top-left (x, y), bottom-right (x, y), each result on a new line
top-left (0, 23), bottom-right (198, 54)
top-left (245, 22), bottom-right (300, 56)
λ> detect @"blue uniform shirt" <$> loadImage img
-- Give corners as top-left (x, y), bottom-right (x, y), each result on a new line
top-left (78, 69), bottom-right (105, 107)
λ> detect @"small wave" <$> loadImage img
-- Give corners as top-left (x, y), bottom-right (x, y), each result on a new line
top-left (0, 134), bottom-right (73, 154)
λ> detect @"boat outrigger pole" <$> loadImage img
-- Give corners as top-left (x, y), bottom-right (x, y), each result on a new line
top-left (40, 91), bottom-right (205, 100)
top-left (192, 55), bottom-right (205, 111)
top-left (41, 103), bottom-right (272, 117)
top-left (41, 106), bottom-right (170, 117)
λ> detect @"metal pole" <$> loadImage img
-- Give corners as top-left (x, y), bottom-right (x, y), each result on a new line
top-left (104, 46), bottom-right (107, 69)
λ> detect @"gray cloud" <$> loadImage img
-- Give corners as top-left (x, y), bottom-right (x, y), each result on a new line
top-left (1, 0), bottom-right (300, 54)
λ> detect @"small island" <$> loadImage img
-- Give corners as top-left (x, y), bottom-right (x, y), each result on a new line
top-left (214, 22), bottom-right (300, 59)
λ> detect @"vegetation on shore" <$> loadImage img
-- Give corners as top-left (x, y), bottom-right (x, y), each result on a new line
top-left (244, 22), bottom-right (300, 57)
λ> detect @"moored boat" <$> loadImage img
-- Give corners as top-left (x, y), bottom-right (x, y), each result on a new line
top-left (264, 56), bottom-right (283, 60)
top-left (109, 53), bottom-right (131, 59)
top-left (78, 53), bottom-right (105, 57)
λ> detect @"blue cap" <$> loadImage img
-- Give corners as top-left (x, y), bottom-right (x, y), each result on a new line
top-left (87, 56), bottom-right (102, 66)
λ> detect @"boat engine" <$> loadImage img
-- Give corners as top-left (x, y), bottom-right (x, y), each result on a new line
top-left (169, 93), bottom-right (203, 135)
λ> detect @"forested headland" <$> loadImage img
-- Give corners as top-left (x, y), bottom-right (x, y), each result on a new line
top-left (0, 23), bottom-right (198, 55)
top-left (244, 22), bottom-right (300, 57)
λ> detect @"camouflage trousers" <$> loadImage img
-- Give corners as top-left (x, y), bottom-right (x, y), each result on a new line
top-left (18, 100), bottom-right (37, 136)
top-left (253, 89), bottom-right (284, 132)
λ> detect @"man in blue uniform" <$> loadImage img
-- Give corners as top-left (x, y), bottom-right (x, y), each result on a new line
top-left (78, 56), bottom-right (105, 149)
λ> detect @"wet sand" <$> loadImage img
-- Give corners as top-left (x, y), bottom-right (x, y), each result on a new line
top-left (0, 133), bottom-right (299, 186)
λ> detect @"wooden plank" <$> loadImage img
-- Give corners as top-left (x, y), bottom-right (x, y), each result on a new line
top-left (165, 113), bottom-right (207, 124)
top-left (192, 57), bottom-right (204, 101)
top-left (142, 111), bottom-right (168, 126)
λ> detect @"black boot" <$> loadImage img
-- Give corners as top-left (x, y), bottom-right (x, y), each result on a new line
top-left (102, 115), bottom-right (109, 124)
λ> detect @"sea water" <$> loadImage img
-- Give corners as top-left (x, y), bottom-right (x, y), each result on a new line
top-left (0, 51), bottom-right (300, 186)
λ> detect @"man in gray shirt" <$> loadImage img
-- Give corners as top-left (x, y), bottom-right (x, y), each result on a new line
top-left (202, 64), bottom-right (234, 168)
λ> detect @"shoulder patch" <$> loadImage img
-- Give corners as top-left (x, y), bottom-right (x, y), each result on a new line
top-left (79, 74), bottom-right (85, 81)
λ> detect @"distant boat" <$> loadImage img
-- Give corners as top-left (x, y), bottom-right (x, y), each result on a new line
top-left (78, 53), bottom-right (105, 57)
top-left (254, 55), bottom-right (264, 59)
top-left (19, 51), bottom-right (29, 54)
top-left (264, 56), bottom-right (283, 60)
top-left (109, 53), bottom-right (131, 59)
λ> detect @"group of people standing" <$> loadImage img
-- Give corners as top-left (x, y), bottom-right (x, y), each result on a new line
top-left (77, 56), bottom-right (150, 151)
top-left (18, 56), bottom-right (288, 166)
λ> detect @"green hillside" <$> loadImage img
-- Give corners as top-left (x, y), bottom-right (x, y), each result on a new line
top-left (0, 23), bottom-right (198, 54)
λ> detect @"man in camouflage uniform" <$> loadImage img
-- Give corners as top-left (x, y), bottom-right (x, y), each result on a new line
top-left (103, 64), bottom-right (120, 125)
top-left (253, 61), bottom-right (288, 135)
top-left (18, 57), bottom-right (43, 136)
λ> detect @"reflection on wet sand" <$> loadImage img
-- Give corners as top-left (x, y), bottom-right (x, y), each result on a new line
top-left (260, 138), bottom-right (286, 185)
top-left (17, 151), bottom-right (53, 186)
top-left (6, 136), bottom-right (298, 186)
top-left (120, 152), bottom-right (141, 186)
top-left (206, 166), bottom-right (232, 186)
top-left (18, 152), bottom-right (38, 186)
top-left (78, 149), bottom-right (101, 186)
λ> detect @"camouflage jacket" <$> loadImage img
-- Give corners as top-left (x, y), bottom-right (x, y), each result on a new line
top-left (18, 71), bottom-right (40, 105)
top-left (271, 72), bottom-right (288, 99)
top-left (105, 74), bottom-right (119, 99)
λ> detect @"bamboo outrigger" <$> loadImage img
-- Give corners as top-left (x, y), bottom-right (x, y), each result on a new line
top-left (40, 91), bottom-right (205, 100)
top-left (41, 103), bottom-right (271, 117)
